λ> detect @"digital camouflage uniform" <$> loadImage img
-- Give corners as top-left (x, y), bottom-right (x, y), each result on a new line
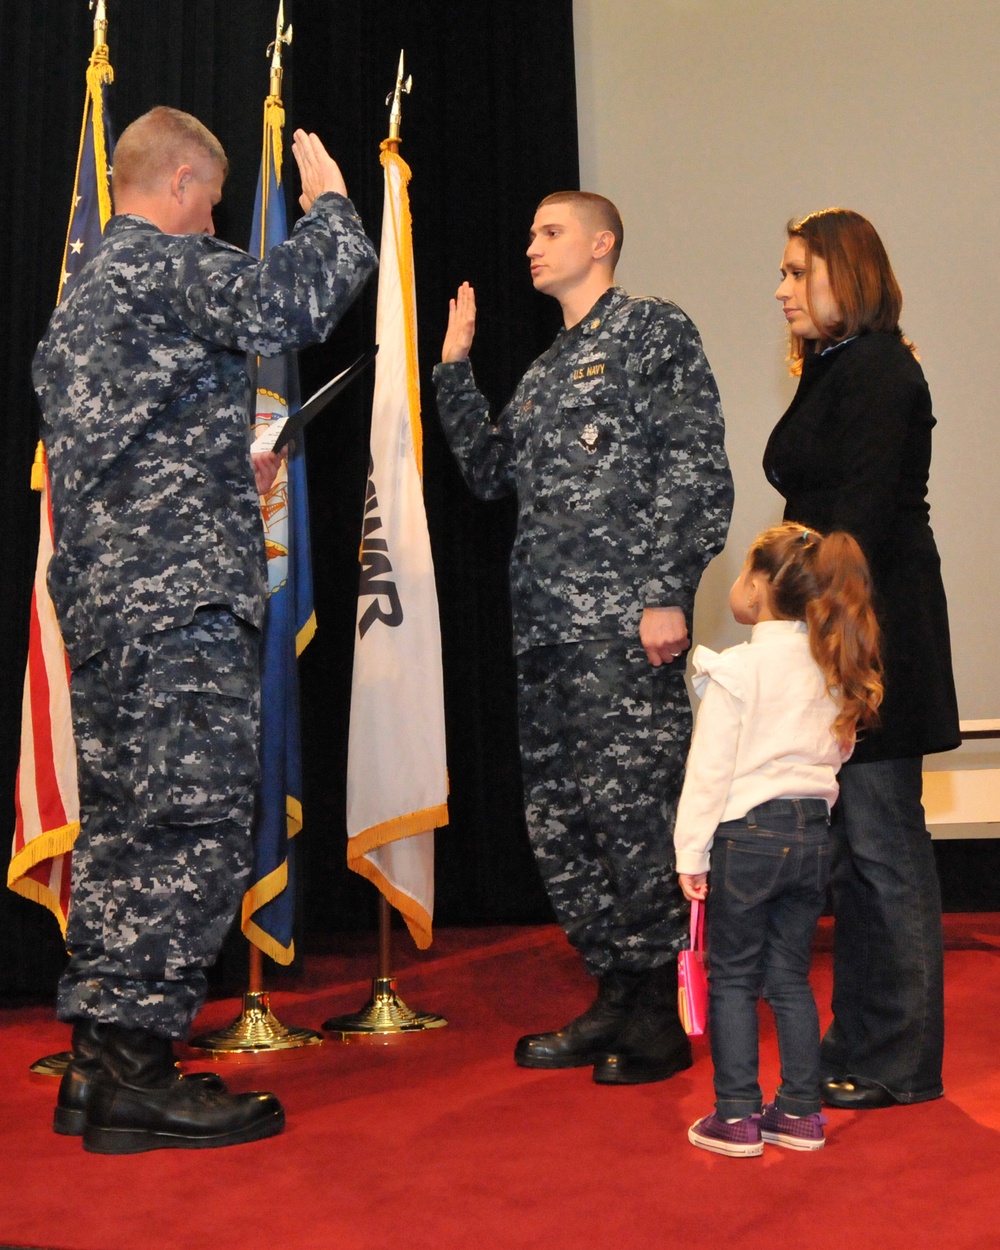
top-left (64, 609), bottom-right (259, 1035)
top-left (433, 286), bottom-right (732, 976)
top-left (33, 193), bottom-right (376, 1038)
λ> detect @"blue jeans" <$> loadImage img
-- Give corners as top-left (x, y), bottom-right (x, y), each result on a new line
top-left (707, 799), bottom-right (831, 1119)
top-left (820, 757), bottom-right (945, 1102)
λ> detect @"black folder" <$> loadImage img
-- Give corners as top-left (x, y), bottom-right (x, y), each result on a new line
top-left (267, 345), bottom-right (378, 453)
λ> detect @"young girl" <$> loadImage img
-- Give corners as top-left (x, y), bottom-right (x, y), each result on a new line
top-left (675, 523), bottom-right (882, 1157)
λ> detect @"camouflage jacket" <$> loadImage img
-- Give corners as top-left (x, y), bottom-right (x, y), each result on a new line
top-left (433, 286), bottom-right (733, 654)
top-left (33, 192), bottom-right (376, 667)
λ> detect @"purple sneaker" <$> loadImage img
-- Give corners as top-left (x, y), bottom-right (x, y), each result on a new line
top-left (688, 1111), bottom-right (763, 1157)
top-left (760, 1102), bottom-right (827, 1151)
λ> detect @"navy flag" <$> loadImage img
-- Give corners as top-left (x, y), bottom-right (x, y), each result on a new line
top-left (241, 97), bottom-right (316, 965)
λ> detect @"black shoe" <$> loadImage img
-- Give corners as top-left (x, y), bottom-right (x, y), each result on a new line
top-left (822, 1078), bottom-right (900, 1110)
top-left (514, 970), bottom-right (643, 1069)
top-left (53, 1019), bottom-right (226, 1137)
top-left (54, 1020), bottom-right (106, 1137)
top-left (80, 1025), bottom-right (281, 1154)
top-left (592, 962), bottom-right (693, 1086)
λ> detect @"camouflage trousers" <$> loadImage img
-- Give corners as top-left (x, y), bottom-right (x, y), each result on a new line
top-left (57, 608), bottom-right (261, 1039)
top-left (516, 638), bottom-right (691, 977)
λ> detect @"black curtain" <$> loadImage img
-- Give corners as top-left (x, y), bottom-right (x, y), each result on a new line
top-left (0, 0), bottom-right (578, 1001)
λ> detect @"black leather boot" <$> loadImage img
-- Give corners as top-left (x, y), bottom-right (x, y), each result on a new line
top-left (53, 1019), bottom-right (107, 1136)
top-left (82, 1025), bottom-right (283, 1154)
top-left (514, 970), bottom-right (643, 1069)
top-left (53, 1019), bottom-right (226, 1137)
top-left (592, 961), bottom-right (693, 1085)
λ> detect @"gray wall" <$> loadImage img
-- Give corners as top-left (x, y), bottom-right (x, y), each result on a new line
top-left (574, 0), bottom-right (999, 727)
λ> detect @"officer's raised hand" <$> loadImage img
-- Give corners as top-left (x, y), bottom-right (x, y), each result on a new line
top-left (442, 282), bottom-right (477, 363)
top-left (292, 129), bottom-right (348, 212)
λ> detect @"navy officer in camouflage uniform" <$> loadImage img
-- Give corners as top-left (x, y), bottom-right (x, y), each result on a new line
top-left (433, 192), bottom-right (732, 1085)
top-left (32, 107), bottom-right (376, 1152)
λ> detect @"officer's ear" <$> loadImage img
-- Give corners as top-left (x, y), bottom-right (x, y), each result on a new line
top-left (593, 230), bottom-right (615, 263)
top-left (171, 165), bottom-right (195, 202)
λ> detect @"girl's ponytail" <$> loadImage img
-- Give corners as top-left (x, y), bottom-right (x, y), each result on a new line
top-left (805, 532), bottom-right (883, 750)
top-left (748, 523), bottom-right (883, 750)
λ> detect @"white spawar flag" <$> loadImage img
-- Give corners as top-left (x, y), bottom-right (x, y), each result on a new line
top-left (345, 142), bottom-right (448, 950)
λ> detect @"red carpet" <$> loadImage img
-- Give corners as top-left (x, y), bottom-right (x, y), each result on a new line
top-left (3, 917), bottom-right (1000, 1250)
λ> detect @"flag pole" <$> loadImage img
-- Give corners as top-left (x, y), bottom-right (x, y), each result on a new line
top-left (323, 52), bottom-right (446, 1039)
top-left (190, 1), bottom-right (321, 1058)
top-left (26, 0), bottom-right (113, 1081)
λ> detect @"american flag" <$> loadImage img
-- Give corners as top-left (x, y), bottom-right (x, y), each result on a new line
top-left (8, 37), bottom-right (115, 931)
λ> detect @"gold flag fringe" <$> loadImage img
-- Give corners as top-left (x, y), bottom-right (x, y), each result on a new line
top-left (30, 442), bottom-right (46, 492)
top-left (57, 45), bottom-right (113, 305)
top-left (259, 96), bottom-right (285, 259)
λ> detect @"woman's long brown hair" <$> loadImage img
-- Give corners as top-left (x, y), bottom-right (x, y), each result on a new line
top-left (785, 206), bottom-right (913, 372)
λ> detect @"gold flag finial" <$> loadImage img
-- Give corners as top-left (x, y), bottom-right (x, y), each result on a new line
top-left (386, 49), bottom-right (413, 145)
top-left (267, 0), bottom-right (293, 102)
top-left (90, 0), bottom-right (108, 50)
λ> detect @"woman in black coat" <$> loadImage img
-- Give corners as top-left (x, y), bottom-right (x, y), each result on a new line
top-left (763, 208), bottom-right (960, 1109)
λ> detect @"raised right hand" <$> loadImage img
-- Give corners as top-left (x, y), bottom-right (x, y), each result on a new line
top-left (292, 130), bottom-right (348, 212)
top-left (441, 282), bottom-right (477, 363)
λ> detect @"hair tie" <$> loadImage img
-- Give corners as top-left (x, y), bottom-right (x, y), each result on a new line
top-left (800, 529), bottom-right (811, 543)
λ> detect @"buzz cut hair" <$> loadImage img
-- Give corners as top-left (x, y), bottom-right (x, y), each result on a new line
top-left (537, 191), bottom-right (624, 263)
top-left (112, 106), bottom-right (229, 197)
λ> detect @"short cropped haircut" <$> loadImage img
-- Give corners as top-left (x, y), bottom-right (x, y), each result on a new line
top-left (537, 191), bottom-right (624, 263)
top-left (113, 106), bottom-right (228, 197)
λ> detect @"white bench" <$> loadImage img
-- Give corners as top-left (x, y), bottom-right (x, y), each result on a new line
top-left (923, 720), bottom-right (1000, 839)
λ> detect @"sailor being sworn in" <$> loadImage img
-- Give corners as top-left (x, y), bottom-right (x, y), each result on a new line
top-left (433, 192), bottom-right (733, 1084)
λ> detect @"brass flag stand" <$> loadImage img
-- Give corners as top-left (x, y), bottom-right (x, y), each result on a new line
top-left (323, 55), bottom-right (446, 1042)
top-left (323, 896), bottom-right (446, 1039)
top-left (190, 944), bottom-right (322, 1058)
top-left (190, 3), bottom-right (321, 1061)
